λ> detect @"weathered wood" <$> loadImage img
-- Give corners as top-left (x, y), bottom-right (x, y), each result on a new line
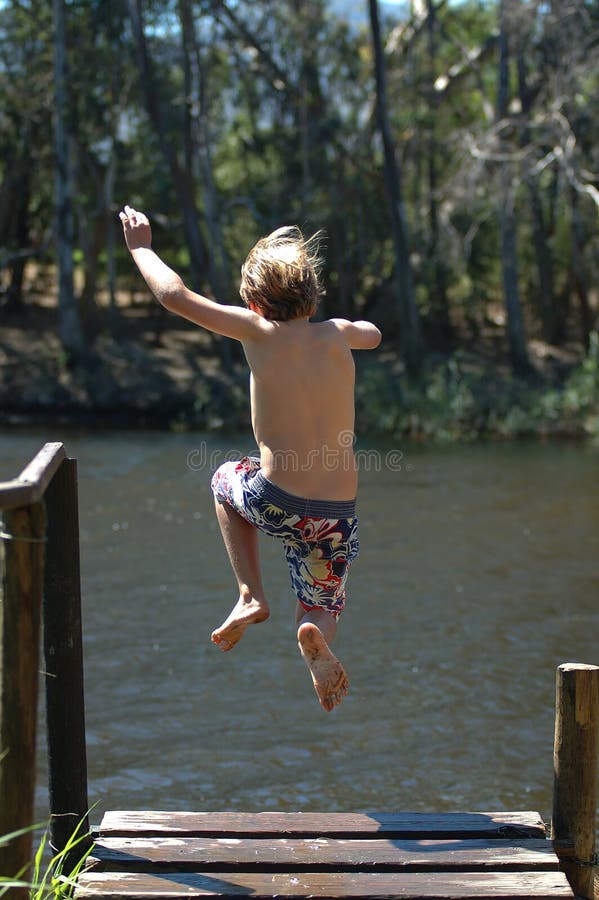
top-left (551, 662), bottom-right (599, 900)
top-left (0, 442), bottom-right (66, 511)
top-left (0, 500), bottom-right (46, 896)
top-left (74, 869), bottom-right (574, 899)
top-left (98, 811), bottom-right (547, 840)
top-left (89, 836), bottom-right (558, 872)
top-left (44, 457), bottom-right (91, 860)
top-left (18, 442), bottom-right (67, 496)
top-left (80, 809), bottom-right (572, 899)
top-left (0, 479), bottom-right (37, 511)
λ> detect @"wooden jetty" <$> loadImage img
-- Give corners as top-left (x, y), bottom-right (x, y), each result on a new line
top-left (76, 810), bottom-right (574, 899)
top-left (1, 444), bottom-right (598, 900)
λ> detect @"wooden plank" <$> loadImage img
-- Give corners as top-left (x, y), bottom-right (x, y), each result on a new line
top-left (98, 811), bottom-right (547, 840)
top-left (89, 837), bottom-right (559, 872)
top-left (74, 869), bottom-right (574, 899)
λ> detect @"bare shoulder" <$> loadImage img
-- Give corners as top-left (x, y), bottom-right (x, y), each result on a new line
top-left (328, 317), bottom-right (382, 350)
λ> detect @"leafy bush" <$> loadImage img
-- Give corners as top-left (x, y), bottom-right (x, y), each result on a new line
top-left (355, 335), bottom-right (599, 442)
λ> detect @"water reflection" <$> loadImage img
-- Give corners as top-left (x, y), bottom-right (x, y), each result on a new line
top-left (2, 430), bottom-right (598, 824)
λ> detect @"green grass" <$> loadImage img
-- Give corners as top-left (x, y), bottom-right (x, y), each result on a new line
top-left (0, 818), bottom-right (93, 899)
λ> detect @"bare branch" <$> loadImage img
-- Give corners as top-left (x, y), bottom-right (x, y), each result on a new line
top-left (208, 0), bottom-right (293, 96)
top-left (386, 0), bottom-right (448, 57)
top-left (434, 33), bottom-right (499, 96)
top-left (0, 232), bottom-right (53, 272)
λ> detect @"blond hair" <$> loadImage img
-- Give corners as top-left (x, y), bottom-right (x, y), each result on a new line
top-left (240, 226), bottom-right (324, 321)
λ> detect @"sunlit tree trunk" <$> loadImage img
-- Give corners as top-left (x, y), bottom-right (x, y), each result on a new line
top-left (53, 0), bottom-right (86, 361)
top-left (178, 0), bottom-right (234, 367)
top-left (368, 0), bottom-right (423, 373)
top-left (179, 0), bottom-right (231, 301)
top-left (126, 0), bottom-right (208, 293)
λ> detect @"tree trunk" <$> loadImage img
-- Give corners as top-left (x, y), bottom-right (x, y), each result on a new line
top-left (527, 179), bottom-right (560, 342)
top-left (178, 0), bottom-right (234, 367)
top-left (53, 0), bottom-right (86, 361)
top-left (5, 162), bottom-right (30, 313)
top-left (0, 163), bottom-right (15, 246)
top-left (80, 216), bottom-right (103, 315)
top-left (498, 174), bottom-right (531, 374)
top-left (329, 158), bottom-right (355, 319)
top-left (516, 39), bottom-right (559, 344)
top-left (179, 0), bottom-right (231, 300)
top-left (126, 0), bottom-right (209, 293)
top-left (104, 147), bottom-right (118, 321)
top-left (426, 0), bottom-right (451, 340)
top-left (496, 1), bottom-right (531, 375)
top-left (368, 0), bottom-right (423, 373)
top-left (569, 187), bottom-right (593, 350)
top-left (295, 0), bottom-right (350, 322)
top-left (296, 1), bottom-right (327, 223)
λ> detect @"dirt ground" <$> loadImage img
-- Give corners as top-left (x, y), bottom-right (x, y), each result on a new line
top-left (0, 295), bottom-right (252, 428)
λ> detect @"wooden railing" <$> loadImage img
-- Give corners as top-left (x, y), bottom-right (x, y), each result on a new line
top-left (0, 442), bottom-right (91, 894)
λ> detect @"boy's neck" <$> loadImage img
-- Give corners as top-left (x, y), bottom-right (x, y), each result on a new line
top-left (277, 315), bottom-right (312, 324)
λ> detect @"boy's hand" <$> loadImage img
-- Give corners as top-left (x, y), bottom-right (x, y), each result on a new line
top-left (119, 205), bottom-right (152, 251)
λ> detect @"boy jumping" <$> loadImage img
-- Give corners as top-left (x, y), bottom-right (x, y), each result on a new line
top-left (120, 206), bottom-right (381, 711)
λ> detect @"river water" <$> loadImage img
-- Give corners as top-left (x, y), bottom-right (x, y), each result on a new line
top-left (2, 430), bottom-right (598, 828)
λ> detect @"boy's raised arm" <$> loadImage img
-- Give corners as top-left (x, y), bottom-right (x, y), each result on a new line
top-left (119, 205), bottom-right (262, 341)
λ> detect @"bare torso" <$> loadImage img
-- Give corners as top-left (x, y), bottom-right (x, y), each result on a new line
top-left (243, 318), bottom-right (358, 500)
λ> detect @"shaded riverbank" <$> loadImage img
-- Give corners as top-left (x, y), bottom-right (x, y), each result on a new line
top-left (1, 302), bottom-right (598, 440)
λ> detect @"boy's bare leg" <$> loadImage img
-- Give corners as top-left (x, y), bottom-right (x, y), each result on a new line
top-left (211, 500), bottom-right (270, 651)
top-left (295, 604), bottom-right (349, 712)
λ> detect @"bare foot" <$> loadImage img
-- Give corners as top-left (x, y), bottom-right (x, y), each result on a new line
top-left (297, 621), bottom-right (349, 711)
top-left (211, 595), bottom-right (270, 651)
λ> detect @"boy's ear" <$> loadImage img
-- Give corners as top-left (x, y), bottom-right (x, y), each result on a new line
top-left (248, 301), bottom-right (264, 317)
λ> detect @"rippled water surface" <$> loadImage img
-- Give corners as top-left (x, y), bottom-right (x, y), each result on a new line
top-left (2, 429), bottom-right (598, 827)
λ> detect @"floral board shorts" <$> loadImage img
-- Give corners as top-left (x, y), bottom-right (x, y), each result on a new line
top-left (210, 457), bottom-right (359, 619)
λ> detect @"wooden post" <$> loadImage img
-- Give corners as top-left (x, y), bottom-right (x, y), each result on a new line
top-left (552, 662), bottom-right (599, 900)
top-left (0, 501), bottom-right (46, 896)
top-left (43, 458), bottom-right (91, 863)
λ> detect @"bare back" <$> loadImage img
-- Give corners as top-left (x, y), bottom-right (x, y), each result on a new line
top-left (243, 318), bottom-right (357, 500)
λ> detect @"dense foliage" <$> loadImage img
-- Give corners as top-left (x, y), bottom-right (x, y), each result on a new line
top-left (0, 0), bottom-right (597, 429)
